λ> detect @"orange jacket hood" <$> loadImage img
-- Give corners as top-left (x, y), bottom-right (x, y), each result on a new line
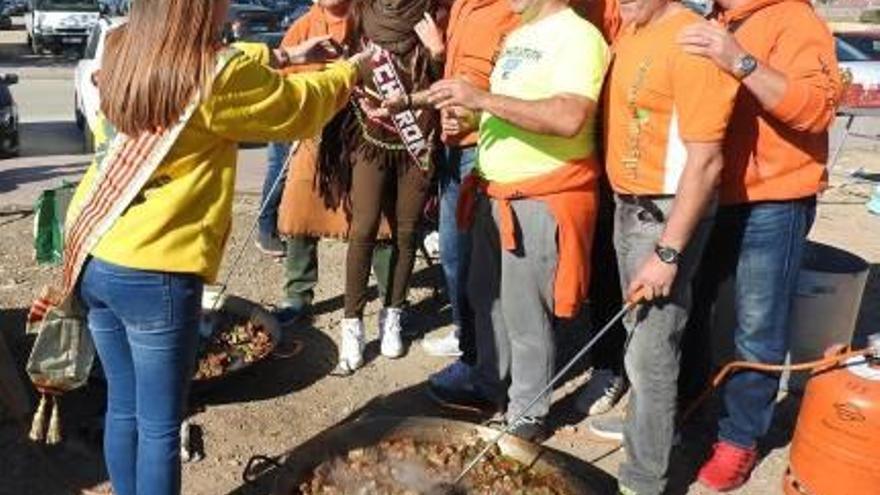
top-left (718, 0), bottom-right (810, 24)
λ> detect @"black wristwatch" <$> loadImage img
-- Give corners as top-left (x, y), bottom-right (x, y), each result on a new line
top-left (655, 244), bottom-right (682, 265)
top-left (733, 53), bottom-right (758, 80)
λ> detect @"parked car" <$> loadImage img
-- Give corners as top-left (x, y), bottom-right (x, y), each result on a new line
top-left (278, 0), bottom-right (311, 29)
top-left (74, 16), bottom-right (118, 151)
top-left (0, 73), bottom-right (20, 158)
top-left (97, 0), bottom-right (114, 15)
top-left (7, 0), bottom-right (27, 15)
top-left (25, 0), bottom-right (101, 57)
top-left (836, 30), bottom-right (880, 108)
top-left (113, 0), bottom-right (128, 15)
top-left (235, 0), bottom-right (271, 6)
top-left (237, 0), bottom-right (291, 10)
top-left (223, 3), bottom-right (281, 44)
top-left (99, 0), bottom-right (127, 15)
top-left (0, 2), bottom-right (14, 30)
top-left (229, 0), bottom-right (310, 43)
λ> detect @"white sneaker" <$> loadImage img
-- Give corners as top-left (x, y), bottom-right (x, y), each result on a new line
top-left (575, 369), bottom-right (627, 416)
top-left (421, 330), bottom-right (463, 357)
top-left (379, 307), bottom-right (405, 359)
top-left (423, 231), bottom-right (441, 258)
top-left (332, 318), bottom-right (365, 376)
top-left (588, 415), bottom-right (625, 442)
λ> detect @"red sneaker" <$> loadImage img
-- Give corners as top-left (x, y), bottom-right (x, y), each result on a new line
top-left (697, 441), bottom-right (758, 492)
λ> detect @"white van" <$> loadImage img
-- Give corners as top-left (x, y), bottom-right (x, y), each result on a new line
top-left (74, 16), bottom-right (119, 151)
top-left (25, 0), bottom-right (101, 56)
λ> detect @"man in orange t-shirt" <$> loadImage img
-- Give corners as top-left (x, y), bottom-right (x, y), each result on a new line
top-left (678, 0), bottom-right (841, 490)
top-left (590, 0), bottom-right (739, 493)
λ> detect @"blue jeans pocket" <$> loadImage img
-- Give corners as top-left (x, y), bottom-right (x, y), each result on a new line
top-left (93, 259), bottom-right (173, 331)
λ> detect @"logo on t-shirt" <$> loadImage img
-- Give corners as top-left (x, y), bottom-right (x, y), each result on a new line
top-left (497, 46), bottom-right (543, 80)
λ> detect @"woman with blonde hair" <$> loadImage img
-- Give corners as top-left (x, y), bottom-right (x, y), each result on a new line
top-left (56, 1), bottom-right (369, 493)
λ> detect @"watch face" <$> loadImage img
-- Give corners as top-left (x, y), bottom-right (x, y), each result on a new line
top-left (656, 246), bottom-right (679, 264)
top-left (738, 55), bottom-right (757, 76)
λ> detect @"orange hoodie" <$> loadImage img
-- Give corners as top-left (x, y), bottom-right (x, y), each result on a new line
top-left (717, 0), bottom-right (841, 204)
top-left (458, 162), bottom-right (599, 319)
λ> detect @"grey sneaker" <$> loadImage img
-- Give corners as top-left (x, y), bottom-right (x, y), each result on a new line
top-left (505, 416), bottom-right (548, 443)
top-left (255, 233), bottom-right (285, 257)
top-left (576, 369), bottom-right (627, 416)
top-left (590, 415), bottom-right (682, 446)
top-left (588, 416), bottom-right (624, 442)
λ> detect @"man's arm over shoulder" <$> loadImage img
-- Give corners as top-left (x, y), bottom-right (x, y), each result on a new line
top-left (672, 49), bottom-right (739, 143)
top-left (678, 9), bottom-right (839, 134)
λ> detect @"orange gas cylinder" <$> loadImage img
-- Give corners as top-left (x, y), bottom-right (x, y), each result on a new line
top-left (785, 337), bottom-right (880, 495)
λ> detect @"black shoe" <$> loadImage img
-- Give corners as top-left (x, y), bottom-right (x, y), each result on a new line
top-left (427, 383), bottom-right (498, 414)
top-left (255, 234), bottom-right (286, 258)
top-left (273, 302), bottom-right (311, 328)
top-left (505, 416), bottom-right (548, 443)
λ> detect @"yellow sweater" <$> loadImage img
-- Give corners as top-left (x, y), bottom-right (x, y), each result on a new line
top-left (70, 43), bottom-right (356, 282)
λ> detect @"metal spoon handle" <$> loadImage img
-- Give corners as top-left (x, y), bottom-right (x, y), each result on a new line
top-left (212, 141), bottom-right (301, 311)
top-left (453, 301), bottom-right (637, 485)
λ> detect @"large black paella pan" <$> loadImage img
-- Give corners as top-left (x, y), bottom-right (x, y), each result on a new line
top-left (267, 416), bottom-right (617, 494)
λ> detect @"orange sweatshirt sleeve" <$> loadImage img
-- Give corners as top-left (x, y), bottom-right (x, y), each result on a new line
top-left (766, 7), bottom-right (841, 134)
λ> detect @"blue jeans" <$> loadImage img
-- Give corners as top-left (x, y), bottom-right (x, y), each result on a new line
top-left (80, 258), bottom-right (203, 495)
top-left (439, 145), bottom-right (476, 363)
top-left (714, 199), bottom-right (815, 449)
top-left (259, 142), bottom-right (291, 239)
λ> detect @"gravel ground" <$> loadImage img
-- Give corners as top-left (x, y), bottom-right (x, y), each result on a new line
top-left (1, 141), bottom-right (878, 495)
